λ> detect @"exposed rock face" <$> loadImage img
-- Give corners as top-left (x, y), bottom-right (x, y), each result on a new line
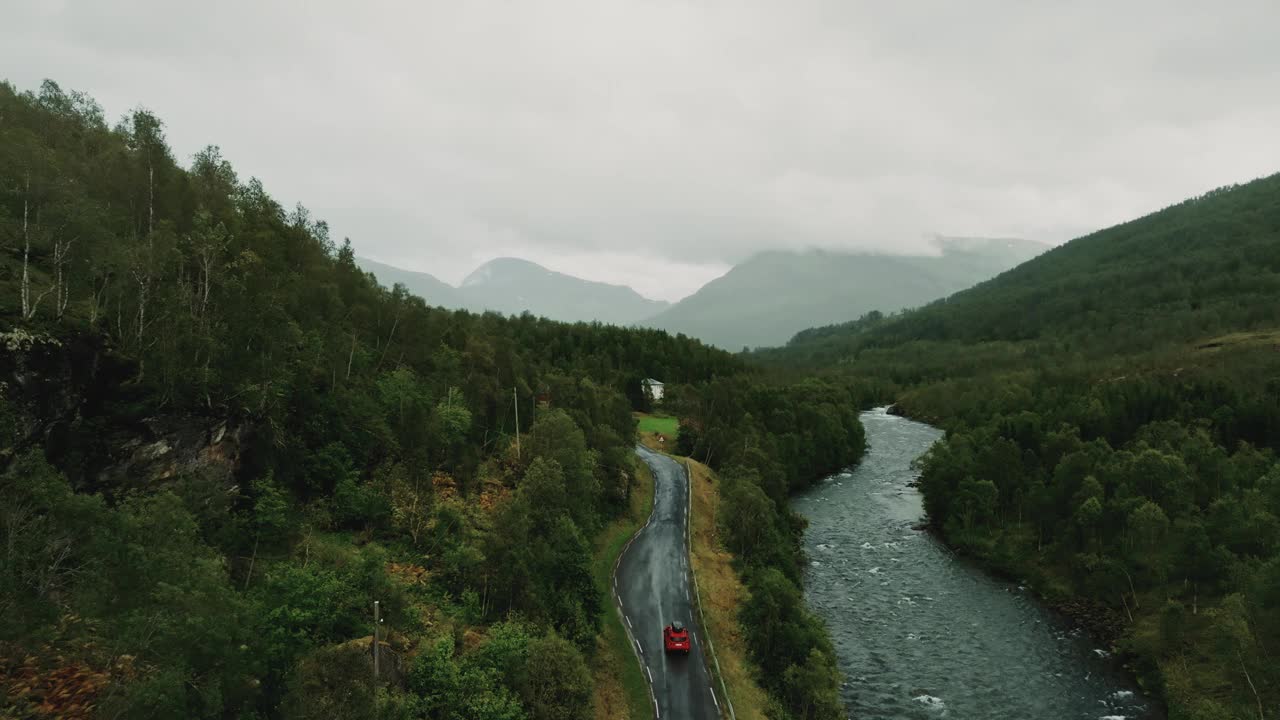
top-left (0, 326), bottom-right (248, 491)
top-left (1, 327), bottom-right (78, 441)
top-left (98, 415), bottom-right (247, 490)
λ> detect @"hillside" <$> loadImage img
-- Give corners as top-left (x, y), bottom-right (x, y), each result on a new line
top-left (0, 79), bottom-right (855, 720)
top-left (764, 173), bottom-right (1280, 718)
top-left (643, 237), bottom-right (1045, 350)
top-left (771, 177), bottom-right (1280, 366)
top-left (0, 78), bottom-right (739, 720)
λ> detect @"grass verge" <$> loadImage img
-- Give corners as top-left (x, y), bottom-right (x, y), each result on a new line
top-left (686, 457), bottom-right (770, 720)
top-left (591, 457), bottom-right (656, 719)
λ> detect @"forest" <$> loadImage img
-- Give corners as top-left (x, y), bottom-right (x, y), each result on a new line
top-left (763, 173), bottom-right (1280, 719)
top-left (0, 79), bottom-right (863, 720)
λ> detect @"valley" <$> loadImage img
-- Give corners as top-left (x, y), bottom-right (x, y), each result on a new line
top-left (762, 173), bottom-right (1280, 718)
top-left (3, 16), bottom-right (1279, 718)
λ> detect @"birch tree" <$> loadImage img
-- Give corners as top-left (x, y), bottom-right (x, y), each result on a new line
top-left (123, 109), bottom-right (171, 353)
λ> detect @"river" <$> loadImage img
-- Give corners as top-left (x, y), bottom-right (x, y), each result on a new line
top-left (792, 408), bottom-right (1154, 720)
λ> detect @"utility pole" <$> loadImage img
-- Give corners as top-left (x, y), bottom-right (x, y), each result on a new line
top-left (373, 600), bottom-right (380, 679)
top-left (513, 386), bottom-right (521, 460)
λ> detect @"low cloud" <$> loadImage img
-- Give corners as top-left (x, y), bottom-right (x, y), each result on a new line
top-left (5, 0), bottom-right (1279, 301)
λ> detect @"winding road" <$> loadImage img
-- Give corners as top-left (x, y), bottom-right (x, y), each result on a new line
top-left (614, 446), bottom-right (721, 719)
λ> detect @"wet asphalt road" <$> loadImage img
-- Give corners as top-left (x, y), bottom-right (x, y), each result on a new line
top-left (614, 447), bottom-right (721, 719)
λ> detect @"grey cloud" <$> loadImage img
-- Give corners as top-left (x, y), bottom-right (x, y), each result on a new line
top-left (4, 0), bottom-right (1279, 301)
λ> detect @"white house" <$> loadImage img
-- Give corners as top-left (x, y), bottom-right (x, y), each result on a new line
top-left (642, 378), bottom-right (665, 402)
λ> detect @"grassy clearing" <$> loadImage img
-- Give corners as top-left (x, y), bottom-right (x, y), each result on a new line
top-left (635, 412), bottom-right (678, 437)
top-left (635, 412), bottom-right (679, 454)
top-left (686, 458), bottom-right (770, 720)
top-left (591, 458), bottom-right (656, 720)
top-left (636, 414), bottom-right (678, 436)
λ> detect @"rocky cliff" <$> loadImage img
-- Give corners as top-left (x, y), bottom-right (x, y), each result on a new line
top-left (0, 326), bottom-right (249, 493)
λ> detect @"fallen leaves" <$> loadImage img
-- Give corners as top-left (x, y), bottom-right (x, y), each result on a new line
top-left (2, 653), bottom-right (112, 720)
top-left (386, 561), bottom-right (429, 585)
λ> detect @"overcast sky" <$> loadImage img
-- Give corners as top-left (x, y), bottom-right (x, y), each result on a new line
top-left (5, 1), bottom-right (1280, 301)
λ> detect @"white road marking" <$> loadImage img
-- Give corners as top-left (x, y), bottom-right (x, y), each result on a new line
top-left (634, 450), bottom-right (726, 720)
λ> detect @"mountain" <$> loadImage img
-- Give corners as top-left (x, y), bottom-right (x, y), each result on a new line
top-left (355, 256), bottom-right (460, 307)
top-left (642, 237), bottom-right (1046, 350)
top-left (457, 257), bottom-right (669, 325)
top-left (354, 256), bottom-right (669, 325)
top-left (762, 173), bottom-right (1280, 718)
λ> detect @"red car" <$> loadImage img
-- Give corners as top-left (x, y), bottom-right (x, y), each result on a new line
top-left (663, 621), bottom-right (691, 654)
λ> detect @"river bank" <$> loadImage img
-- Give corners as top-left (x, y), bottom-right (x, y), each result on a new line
top-left (793, 408), bottom-right (1155, 719)
top-left (890, 404), bottom-right (1138, 650)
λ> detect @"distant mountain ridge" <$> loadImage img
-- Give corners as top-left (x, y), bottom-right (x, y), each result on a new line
top-left (640, 237), bottom-right (1047, 350)
top-left (457, 257), bottom-right (670, 325)
top-left (355, 256), bottom-right (669, 326)
top-left (355, 256), bottom-right (461, 308)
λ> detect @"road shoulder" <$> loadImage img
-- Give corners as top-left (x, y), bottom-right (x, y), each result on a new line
top-left (683, 457), bottom-right (772, 720)
top-left (592, 456), bottom-right (657, 719)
